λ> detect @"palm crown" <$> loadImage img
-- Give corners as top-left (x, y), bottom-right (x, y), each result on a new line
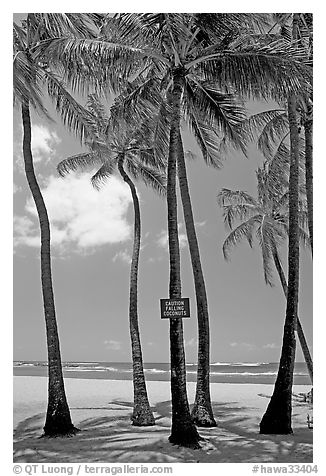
top-left (13, 14), bottom-right (102, 141)
top-left (39, 14), bottom-right (311, 168)
top-left (217, 166), bottom-right (310, 287)
top-left (57, 94), bottom-right (167, 194)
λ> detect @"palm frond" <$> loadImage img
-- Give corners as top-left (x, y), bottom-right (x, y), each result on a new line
top-left (91, 161), bottom-right (116, 190)
top-left (222, 215), bottom-right (261, 260)
top-left (184, 78), bottom-right (247, 154)
top-left (146, 102), bottom-right (170, 167)
top-left (298, 226), bottom-right (311, 250)
top-left (223, 204), bottom-right (259, 230)
top-left (261, 134), bottom-right (306, 198)
top-left (126, 108), bottom-right (169, 171)
top-left (217, 189), bottom-right (259, 230)
top-left (13, 50), bottom-right (50, 116)
top-left (13, 22), bottom-right (27, 50)
top-left (125, 158), bottom-right (167, 196)
top-left (186, 107), bottom-right (224, 168)
top-left (57, 153), bottom-right (103, 177)
top-left (193, 14), bottom-right (271, 49)
top-left (256, 216), bottom-right (276, 286)
top-left (43, 69), bottom-right (96, 143)
top-left (217, 188), bottom-right (258, 207)
top-left (27, 13), bottom-right (98, 42)
top-left (243, 108), bottom-right (287, 145)
top-left (112, 13), bottom-right (166, 47)
top-left (36, 35), bottom-right (167, 95)
top-left (191, 36), bottom-right (312, 101)
top-left (86, 93), bottom-right (110, 133)
top-left (257, 112), bottom-right (289, 159)
top-left (110, 75), bottom-right (163, 128)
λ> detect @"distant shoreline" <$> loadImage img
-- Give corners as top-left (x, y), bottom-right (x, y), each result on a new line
top-left (13, 360), bottom-right (311, 385)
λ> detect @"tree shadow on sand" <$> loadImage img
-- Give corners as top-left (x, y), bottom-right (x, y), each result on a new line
top-left (13, 398), bottom-right (312, 463)
top-left (196, 401), bottom-right (313, 463)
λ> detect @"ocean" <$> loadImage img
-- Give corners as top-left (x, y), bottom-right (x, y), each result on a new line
top-left (13, 361), bottom-right (310, 385)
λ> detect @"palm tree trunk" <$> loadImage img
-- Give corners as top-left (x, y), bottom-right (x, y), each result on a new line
top-left (177, 135), bottom-right (216, 427)
top-left (117, 157), bottom-right (155, 426)
top-left (260, 59), bottom-right (300, 434)
top-left (272, 249), bottom-right (313, 383)
top-left (304, 106), bottom-right (313, 254)
top-left (167, 69), bottom-right (200, 448)
top-left (21, 103), bottom-right (77, 437)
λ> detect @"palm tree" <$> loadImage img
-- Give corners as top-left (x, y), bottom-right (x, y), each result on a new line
top-left (13, 13), bottom-right (100, 436)
top-left (105, 14), bottom-right (311, 432)
top-left (217, 165), bottom-right (313, 383)
top-left (57, 94), bottom-right (167, 426)
top-left (303, 98), bottom-right (313, 253)
top-left (42, 12), bottom-right (312, 443)
top-left (265, 13), bottom-right (313, 253)
top-left (299, 15), bottom-right (313, 254)
top-left (260, 13), bottom-right (303, 434)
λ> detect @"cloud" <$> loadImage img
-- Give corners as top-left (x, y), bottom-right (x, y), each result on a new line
top-left (14, 172), bottom-right (132, 252)
top-left (148, 256), bottom-right (163, 263)
top-left (13, 183), bottom-right (22, 194)
top-left (13, 216), bottom-right (39, 248)
top-left (230, 342), bottom-right (255, 351)
top-left (113, 249), bottom-right (132, 265)
top-left (31, 125), bottom-right (61, 163)
top-left (156, 223), bottom-right (188, 251)
top-left (104, 339), bottom-right (122, 350)
top-left (156, 230), bottom-right (168, 249)
top-left (13, 124), bottom-right (61, 170)
top-left (195, 220), bottom-right (206, 228)
top-left (185, 337), bottom-right (197, 348)
top-left (262, 343), bottom-right (278, 349)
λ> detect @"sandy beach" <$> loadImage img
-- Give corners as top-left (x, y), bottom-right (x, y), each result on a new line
top-left (13, 376), bottom-right (313, 463)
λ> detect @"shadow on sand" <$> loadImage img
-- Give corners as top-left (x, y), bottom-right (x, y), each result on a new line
top-left (13, 398), bottom-right (313, 463)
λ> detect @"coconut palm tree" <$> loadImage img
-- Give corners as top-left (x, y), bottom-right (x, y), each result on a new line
top-left (13, 13), bottom-right (100, 436)
top-left (104, 14), bottom-right (312, 432)
top-left (303, 98), bottom-right (313, 253)
top-left (299, 15), bottom-right (313, 254)
top-left (260, 13), bottom-right (304, 434)
top-left (57, 94), bottom-right (167, 426)
top-left (217, 165), bottom-right (313, 383)
top-left (41, 12), bottom-right (312, 444)
top-left (265, 13), bottom-right (313, 253)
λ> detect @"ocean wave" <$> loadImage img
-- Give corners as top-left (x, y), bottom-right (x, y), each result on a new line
top-left (106, 367), bottom-right (132, 373)
top-left (187, 370), bottom-right (307, 377)
top-left (144, 368), bottom-right (167, 374)
top-left (210, 371), bottom-right (277, 376)
top-left (211, 371), bottom-right (307, 376)
top-left (64, 365), bottom-right (132, 373)
top-left (64, 368), bottom-right (105, 372)
top-left (211, 362), bottom-right (269, 367)
top-left (14, 362), bottom-right (35, 367)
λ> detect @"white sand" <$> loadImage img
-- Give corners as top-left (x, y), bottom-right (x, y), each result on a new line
top-left (13, 376), bottom-right (313, 463)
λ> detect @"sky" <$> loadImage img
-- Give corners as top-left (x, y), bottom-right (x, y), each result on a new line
top-left (12, 13), bottom-right (313, 365)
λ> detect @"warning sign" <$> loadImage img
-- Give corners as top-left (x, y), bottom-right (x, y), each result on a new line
top-left (160, 298), bottom-right (190, 319)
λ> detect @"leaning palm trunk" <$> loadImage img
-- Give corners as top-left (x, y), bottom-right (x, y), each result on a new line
top-left (117, 157), bottom-right (155, 426)
top-left (22, 103), bottom-right (77, 437)
top-left (167, 70), bottom-right (200, 448)
top-left (304, 109), bottom-right (313, 254)
top-left (272, 249), bottom-right (313, 383)
top-left (177, 135), bottom-right (216, 427)
top-left (260, 83), bottom-right (300, 434)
